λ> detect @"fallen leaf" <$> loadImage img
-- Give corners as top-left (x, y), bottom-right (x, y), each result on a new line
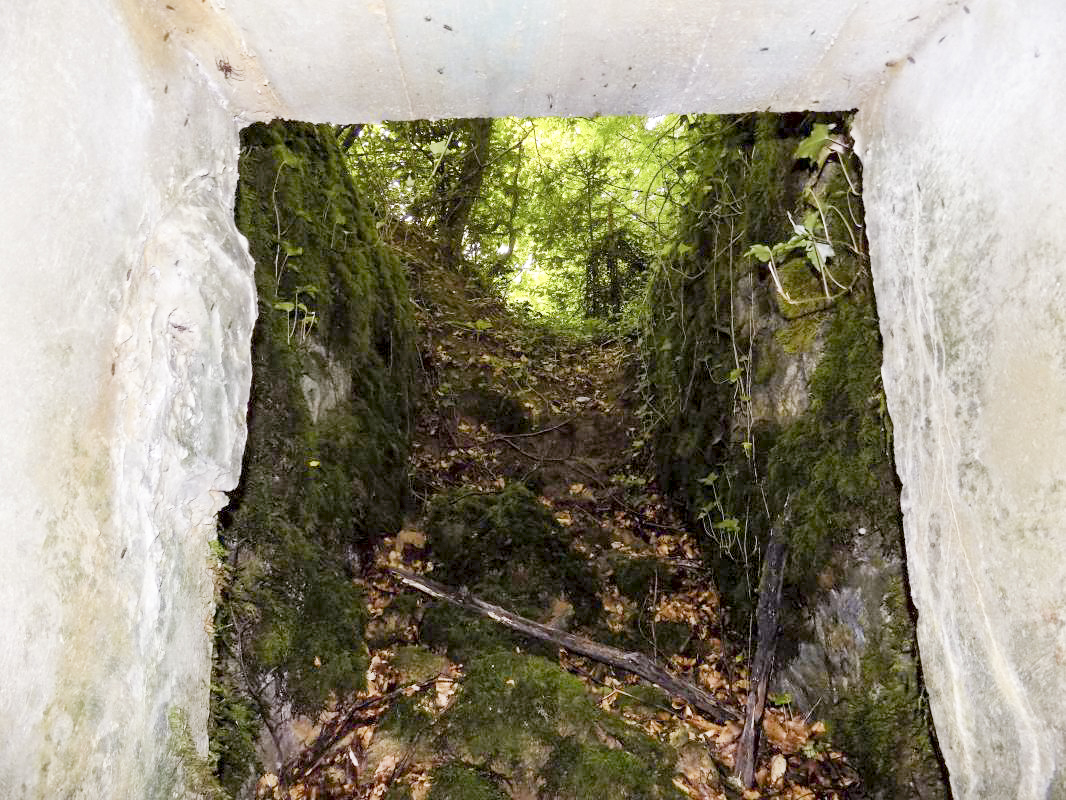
top-left (396, 529), bottom-right (427, 548)
top-left (770, 753), bottom-right (788, 786)
top-left (716, 720), bottom-right (742, 746)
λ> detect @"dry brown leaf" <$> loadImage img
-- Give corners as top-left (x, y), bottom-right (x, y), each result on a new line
top-left (763, 713), bottom-right (789, 746)
top-left (769, 753), bottom-right (788, 786)
top-left (395, 529), bottom-right (426, 548)
top-left (685, 714), bottom-right (718, 733)
top-left (716, 721), bottom-right (742, 747)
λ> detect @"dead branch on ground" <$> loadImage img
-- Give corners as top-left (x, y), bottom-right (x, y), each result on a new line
top-left (389, 568), bottom-right (740, 723)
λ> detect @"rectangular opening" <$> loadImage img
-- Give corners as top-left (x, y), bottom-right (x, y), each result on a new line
top-left (215, 112), bottom-right (943, 800)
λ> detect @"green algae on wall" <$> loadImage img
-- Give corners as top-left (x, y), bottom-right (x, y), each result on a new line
top-left (209, 121), bottom-right (417, 793)
top-left (641, 114), bottom-right (947, 800)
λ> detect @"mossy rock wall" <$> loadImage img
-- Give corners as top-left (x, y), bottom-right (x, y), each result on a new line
top-left (641, 114), bottom-right (947, 800)
top-left (209, 121), bottom-right (418, 794)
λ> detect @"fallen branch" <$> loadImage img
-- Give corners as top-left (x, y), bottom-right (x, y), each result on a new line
top-left (495, 434), bottom-right (574, 463)
top-left (482, 416), bottom-right (577, 443)
top-left (390, 568), bottom-right (740, 723)
top-left (283, 675), bottom-right (441, 782)
top-left (734, 504), bottom-right (790, 788)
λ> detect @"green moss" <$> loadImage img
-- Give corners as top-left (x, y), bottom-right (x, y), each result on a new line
top-left (420, 604), bottom-right (527, 663)
top-left (773, 258), bottom-right (830, 319)
top-left (773, 312), bottom-right (826, 355)
top-left (382, 785), bottom-right (414, 800)
top-left (834, 576), bottom-right (948, 799)
top-left (208, 677), bottom-right (260, 797)
top-left (378, 694), bottom-right (436, 744)
top-left (210, 121), bottom-right (419, 793)
top-left (647, 621), bottom-right (693, 657)
top-left (640, 113), bottom-right (946, 798)
top-left (439, 652), bottom-right (679, 797)
top-left (611, 555), bottom-right (679, 602)
top-left (392, 646), bottom-right (451, 684)
top-left (639, 114), bottom-right (808, 617)
top-left (426, 762), bottom-right (508, 800)
top-left (442, 652), bottom-right (594, 765)
top-left (543, 738), bottom-right (681, 800)
top-left (425, 483), bottom-right (599, 628)
top-left (168, 707), bottom-right (224, 800)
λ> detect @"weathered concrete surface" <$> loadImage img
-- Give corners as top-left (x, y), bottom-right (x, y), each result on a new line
top-left (0, 1), bottom-right (257, 796)
top-left (4, 0), bottom-right (1065, 797)
top-left (856, 3), bottom-right (1066, 797)
top-left (223, 0), bottom-right (956, 121)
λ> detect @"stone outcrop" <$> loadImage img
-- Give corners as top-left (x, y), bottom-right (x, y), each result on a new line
top-left (1, 3), bottom-right (259, 795)
top-left (208, 120), bottom-right (418, 793)
top-left (640, 114), bottom-right (946, 799)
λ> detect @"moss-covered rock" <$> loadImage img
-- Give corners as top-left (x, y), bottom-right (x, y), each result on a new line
top-left (438, 651), bottom-right (681, 799)
top-left (641, 114), bottom-right (947, 799)
top-left (392, 645), bottom-right (451, 684)
top-left (426, 762), bottom-right (508, 800)
top-left (543, 738), bottom-right (665, 800)
top-left (209, 121), bottom-right (418, 791)
top-left (422, 482), bottom-right (600, 635)
top-left (611, 554), bottom-right (681, 603)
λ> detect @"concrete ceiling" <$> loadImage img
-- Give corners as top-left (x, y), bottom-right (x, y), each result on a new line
top-left (197, 0), bottom-right (965, 123)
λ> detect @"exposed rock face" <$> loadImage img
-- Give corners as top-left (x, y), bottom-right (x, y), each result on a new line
top-left (207, 121), bottom-right (418, 792)
top-left (641, 114), bottom-right (946, 799)
top-left (857, 4), bottom-right (1066, 796)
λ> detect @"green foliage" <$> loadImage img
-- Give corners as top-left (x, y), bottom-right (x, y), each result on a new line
top-left (419, 604), bottom-right (526, 663)
top-left (443, 652), bottom-right (594, 765)
top-left (345, 116), bottom-right (696, 326)
top-left (208, 677), bottom-right (260, 797)
top-left (439, 651), bottom-right (680, 798)
top-left (168, 707), bottom-right (225, 800)
top-left (543, 738), bottom-right (671, 800)
top-left (377, 693), bottom-right (436, 745)
top-left (210, 120), bottom-right (418, 792)
top-left (834, 576), bottom-right (945, 798)
top-left (768, 300), bottom-right (897, 595)
top-left (640, 113), bottom-right (802, 616)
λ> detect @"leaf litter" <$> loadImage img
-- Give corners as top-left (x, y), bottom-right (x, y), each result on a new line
top-left (253, 271), bottom-right (862, 800)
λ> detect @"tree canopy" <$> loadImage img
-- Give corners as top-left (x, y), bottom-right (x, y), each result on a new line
top-left (343, 115), bottom-right (699, 324)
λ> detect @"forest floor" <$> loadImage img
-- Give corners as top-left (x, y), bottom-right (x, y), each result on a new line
top-left (252, 263), bottom-right (862, 800)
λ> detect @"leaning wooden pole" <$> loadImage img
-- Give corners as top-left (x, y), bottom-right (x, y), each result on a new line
top-left (734, 508), bottom-right (790, 788)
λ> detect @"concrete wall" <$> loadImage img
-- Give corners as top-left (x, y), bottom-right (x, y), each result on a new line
top-left (2, 0), bottom-right (1063, 797)
top-left (857, 4), bottom-right (1066, 796)
top-left (0, 2), bottom-right (256, 795)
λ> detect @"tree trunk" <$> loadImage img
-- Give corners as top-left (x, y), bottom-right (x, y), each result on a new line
top-left (437, 118), bottom-right (493, 268)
